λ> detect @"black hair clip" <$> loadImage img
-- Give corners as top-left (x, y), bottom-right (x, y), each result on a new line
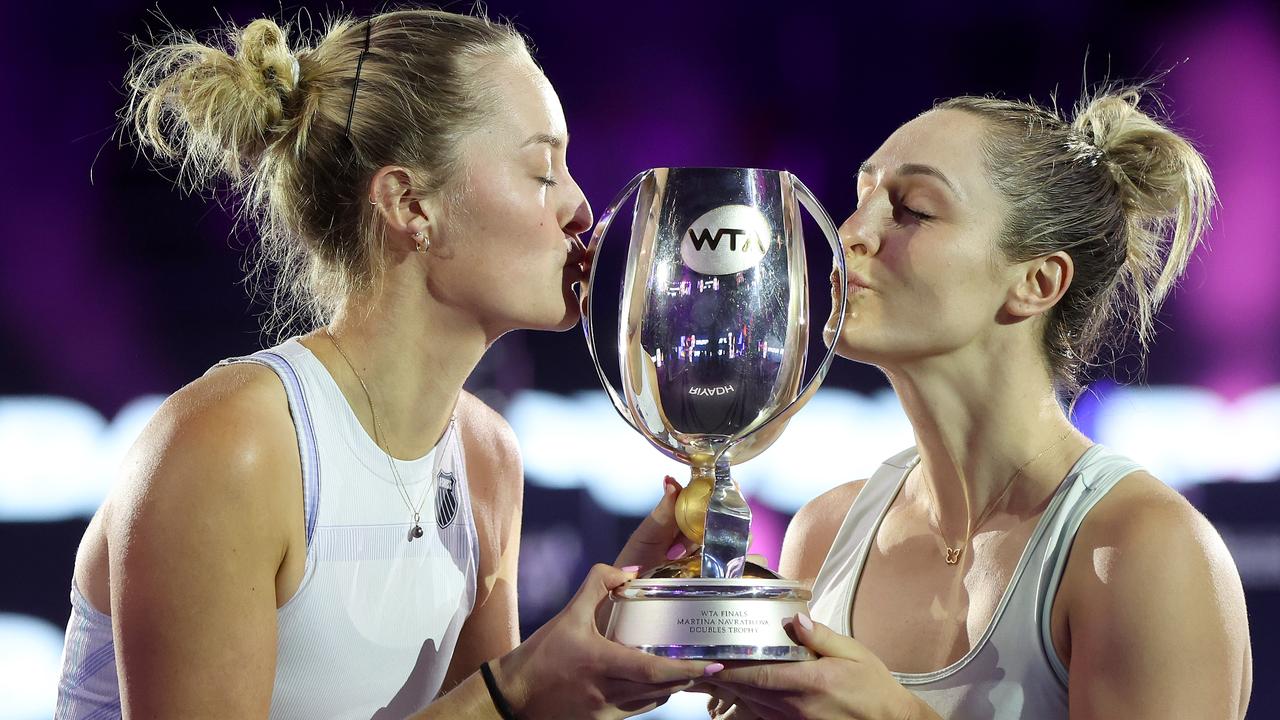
top-left (343, 18), bottom-right (374, 138)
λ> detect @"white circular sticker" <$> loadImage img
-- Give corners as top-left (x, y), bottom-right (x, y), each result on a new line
top-left (680, 204), bottom-right (772, 276)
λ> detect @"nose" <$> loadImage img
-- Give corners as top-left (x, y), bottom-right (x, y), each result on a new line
top-left (564, 197), bottom-right (592, 237)
top-left (561, 173), bottom-right (593, 238)
top-left (839, 204), bottom-right (881, 258)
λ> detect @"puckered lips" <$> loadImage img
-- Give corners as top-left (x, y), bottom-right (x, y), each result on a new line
top-left (830, 267), bottom-right (875, 293)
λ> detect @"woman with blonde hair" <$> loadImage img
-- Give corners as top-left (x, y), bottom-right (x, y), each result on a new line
top-left (57, 9), bottom-right (716, 719)
top-left (705, 90), bottom-right (1252, 719)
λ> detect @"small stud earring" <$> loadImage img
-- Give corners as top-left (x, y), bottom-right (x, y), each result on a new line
top-left (412, 231), bottom-right (430, 253)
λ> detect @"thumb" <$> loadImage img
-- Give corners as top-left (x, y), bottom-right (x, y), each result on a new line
top-left (614, 477), bottom-right (687, 568)
top-left (569, 563), bottom-right (637, 620)
top-left (788, 613), bottom-right (856, 659)
top-left (632, 477), bottom-right (682, 542)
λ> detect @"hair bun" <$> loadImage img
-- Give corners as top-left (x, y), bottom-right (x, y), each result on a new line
top-left (1070, 86), bottom-right (1215, 348)
top-left (239, 19), bottom-right (300, 94)
top-left (1073, 89), bottom-right (1207, 221)
top-left (124, 17), bottom-right (302, 184)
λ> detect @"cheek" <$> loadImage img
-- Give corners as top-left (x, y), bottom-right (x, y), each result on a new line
top-left (450, 191), bottom-right (548, 263)
top-left (900, 225), bottom-right (998, 294)
top-left (907, 255), bottom-right (1007, 349)
top-left (906, 249), bottom-right (992, 314)
top-left (839, 236), bottom-right (999, 351)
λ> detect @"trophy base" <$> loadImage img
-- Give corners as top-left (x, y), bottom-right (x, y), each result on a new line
top-left (606, 576), bottom-right (816, 662)
top-left (630, 643), bottom-right (815, 662)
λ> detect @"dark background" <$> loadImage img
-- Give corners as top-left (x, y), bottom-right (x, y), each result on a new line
top-left (1, 0), bottom-right (1277, 717)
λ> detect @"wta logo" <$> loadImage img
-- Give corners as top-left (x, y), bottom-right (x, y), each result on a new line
top-left (680, 205), bottom-right (772, 276)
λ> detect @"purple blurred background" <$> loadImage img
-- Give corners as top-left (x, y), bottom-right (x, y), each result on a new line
top-left (1, 0), bottom-right (1277, 717)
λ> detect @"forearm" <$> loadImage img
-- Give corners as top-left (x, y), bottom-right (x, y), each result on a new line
top-left (409, 671), bottom-right (502, 720)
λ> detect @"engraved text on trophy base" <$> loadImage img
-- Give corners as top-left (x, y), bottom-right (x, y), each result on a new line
top-left (608, 596), bottom-right (806, 650)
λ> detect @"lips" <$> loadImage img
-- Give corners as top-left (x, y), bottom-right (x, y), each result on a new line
top-left (566, 238), bottom-right (594, 280)
top-left (830, 268), bottom-right (874, 292)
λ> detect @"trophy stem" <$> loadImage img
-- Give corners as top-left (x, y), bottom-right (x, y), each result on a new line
top-left (700, 458), bottom-right (751, 579)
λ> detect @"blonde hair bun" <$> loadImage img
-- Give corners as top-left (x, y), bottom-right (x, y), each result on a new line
top-left (1072, 88), bottom-right (1216, 341)
top-left (126, 17), bottom-right (301, 182)
top-left (1073, 89), bottom-right (1213, 224)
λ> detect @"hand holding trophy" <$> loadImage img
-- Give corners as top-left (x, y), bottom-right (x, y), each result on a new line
top-left (580, 167), bottom-right (847, 661)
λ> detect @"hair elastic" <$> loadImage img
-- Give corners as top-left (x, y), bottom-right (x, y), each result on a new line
top-left (479, 661), bottom-right (519, 720)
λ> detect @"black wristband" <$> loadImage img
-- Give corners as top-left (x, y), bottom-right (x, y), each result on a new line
top-left (480, 660), bottom-right (519, 720)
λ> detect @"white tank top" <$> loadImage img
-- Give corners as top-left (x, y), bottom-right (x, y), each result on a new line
top-left (809, 444), bottom-right (1142, 720)
top-left (56, 338), bottom-right (479, 719)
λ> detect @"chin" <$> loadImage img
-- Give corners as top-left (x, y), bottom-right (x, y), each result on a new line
top-left (831, 327), bottom-right (888, 365)
top-left (528, 297), bottom-right (582, 333)
top-left (550, 308), bottom-right (581, 332)
top-left (552, 284), bottom-right (584, 331)
top-left (825, 312), bottom-right (862, 359)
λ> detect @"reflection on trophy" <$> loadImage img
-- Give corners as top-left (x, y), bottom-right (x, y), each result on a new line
top-left (581, 168), bottom-right (847, 661)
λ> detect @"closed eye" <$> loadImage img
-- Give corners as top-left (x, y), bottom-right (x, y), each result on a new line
top-left (904, 205), bottom-right (933, 221)
top-left (892, 202), bottom-right (934, 225)
top-left (537, 175), bottom-right (559, 187)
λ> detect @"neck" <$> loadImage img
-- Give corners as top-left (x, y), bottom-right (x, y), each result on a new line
top-left (302, 276), bottom-right (489, 460)
top-left (883, 340), bottom-right (1088, 535)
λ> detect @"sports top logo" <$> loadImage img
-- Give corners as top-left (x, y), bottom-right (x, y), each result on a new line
top-left (680, 205), bottom-right (771, 276)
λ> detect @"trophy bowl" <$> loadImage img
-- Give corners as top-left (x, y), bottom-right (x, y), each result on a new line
top-left (581, 167), bottom-right (847, 661)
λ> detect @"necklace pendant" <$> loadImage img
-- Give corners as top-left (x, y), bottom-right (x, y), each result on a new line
top-left (945, 547), bottom-right (962, 565)
top-left (412, 524), bottom-right (424, 540)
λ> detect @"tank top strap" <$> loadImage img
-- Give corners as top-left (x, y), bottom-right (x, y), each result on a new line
top-left (431, 414), bottom-right (480, 582)
top-left (217, 348), bottom-right (322, 549)
top-left (810, 446), bottom-right (919, 633)
top-left (1034, 444), bottom-right (1145, 685)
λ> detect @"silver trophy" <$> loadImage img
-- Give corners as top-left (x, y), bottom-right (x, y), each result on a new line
top-left (581, 167), bottom-right (847, 661)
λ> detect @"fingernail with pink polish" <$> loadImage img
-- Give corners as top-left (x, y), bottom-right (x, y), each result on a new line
top-left (622, 565), bottom-right (641, 574)
top-left (704, 662), bottom-right (725, 676)
top-left (796, 613), bottom-right (814, 631)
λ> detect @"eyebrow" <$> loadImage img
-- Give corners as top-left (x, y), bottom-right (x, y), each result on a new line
top-left (858, 160), bottom-right (961, 198)
top-left (522, 132), bottom-right (565, 149)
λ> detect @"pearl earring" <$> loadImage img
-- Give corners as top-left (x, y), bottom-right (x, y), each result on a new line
top-left (412, 231), bottom-right (430, 253)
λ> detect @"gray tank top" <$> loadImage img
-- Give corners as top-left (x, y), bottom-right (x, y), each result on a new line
top-left (809, 444), bottom-right (1143, 719)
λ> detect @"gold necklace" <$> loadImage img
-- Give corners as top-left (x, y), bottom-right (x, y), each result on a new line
top-left (325, 328), bottom-right (430, 542)
top-left (921, 428), bottom-right (1072, 565)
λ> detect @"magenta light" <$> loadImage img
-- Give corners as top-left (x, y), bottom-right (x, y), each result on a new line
top-left (1168, 6), bottom-right (1280, 398)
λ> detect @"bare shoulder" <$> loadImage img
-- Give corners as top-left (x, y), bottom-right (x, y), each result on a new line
top-left (125, 362), bottom-right (296, 480)
top-left (779, 479), bottom-right (867, 583)
top-left (104, 361), bottom-right (301, 555)
top-left (1061, 469), bottom-right (1252, 717)
top-left (1072, 469), bottom-right (1240, 591)
top-left (95, 362), bottom-right (304, 715)
top-left (453, 391), bottom-right (523, 501)
top-left (452, 391), bottom-right (523, 550)
top-left (454, 391), bottom-right (521, 466)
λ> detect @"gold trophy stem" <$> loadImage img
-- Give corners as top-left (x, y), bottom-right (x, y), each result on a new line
top-left (675, 465), bottom-right (716, 543)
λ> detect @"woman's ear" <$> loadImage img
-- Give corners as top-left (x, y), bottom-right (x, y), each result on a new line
top-left (1005, 251), bottom-right (1073, 319)
top-left (369, 166), bottom-right (433, 244)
